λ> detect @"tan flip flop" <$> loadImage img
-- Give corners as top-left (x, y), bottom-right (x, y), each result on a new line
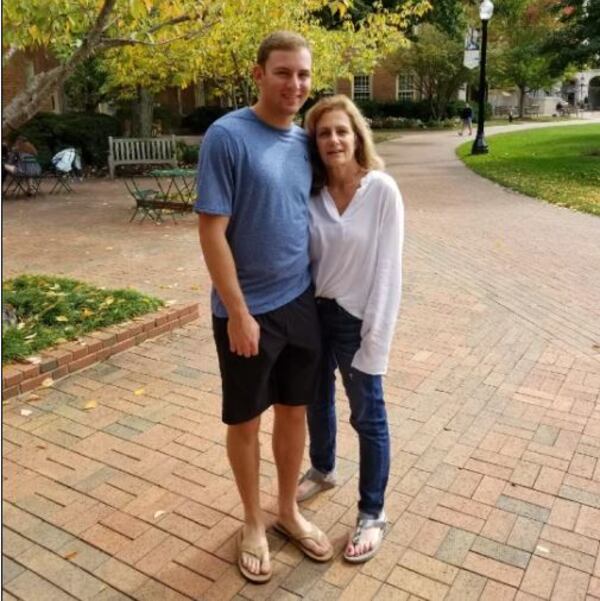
top-left (273, 520), bottom-right (334, 562)
top-left (237, 529), bottom-right (272, 584)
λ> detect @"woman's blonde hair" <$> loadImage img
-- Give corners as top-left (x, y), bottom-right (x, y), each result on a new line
top-left (304, 95), bottom-right (383, 193)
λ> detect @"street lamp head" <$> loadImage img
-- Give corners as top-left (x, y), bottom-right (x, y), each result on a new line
top-left (480, 0), bottom-right (494, 21)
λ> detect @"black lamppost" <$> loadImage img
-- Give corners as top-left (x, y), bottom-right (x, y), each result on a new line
top-left (472, 0), bottom-right (494, 155)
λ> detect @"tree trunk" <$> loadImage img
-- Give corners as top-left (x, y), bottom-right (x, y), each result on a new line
top-left (518, 86), bottom-right (526, 119)
top-left (131, 87), bottom-right (154, 137)
top-left (2, 0), bottom-right (117, 132)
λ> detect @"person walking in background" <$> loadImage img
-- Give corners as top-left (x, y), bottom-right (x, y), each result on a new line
top-left (195, 31), bottom-right (333, 584)
top-left (298, 95), bottom-right (404, 563)
top-left (459, 102), bottom-right (473, 136)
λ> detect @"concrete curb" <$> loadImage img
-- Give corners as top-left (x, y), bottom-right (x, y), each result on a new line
top-left (2, 302), bottom-right (199, 399)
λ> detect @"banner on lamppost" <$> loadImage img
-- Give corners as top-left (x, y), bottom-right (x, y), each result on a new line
top-left (464, 50), bottom-right (480, 70)
top-left (464, 27), bottom-right (480, 70)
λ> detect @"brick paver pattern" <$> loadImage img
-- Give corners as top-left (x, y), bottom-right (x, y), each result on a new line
top-left (3, 120), bottom-right (600, 600)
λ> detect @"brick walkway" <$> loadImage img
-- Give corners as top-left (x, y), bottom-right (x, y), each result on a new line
top-left (3, 119), bottom-right (600, 600)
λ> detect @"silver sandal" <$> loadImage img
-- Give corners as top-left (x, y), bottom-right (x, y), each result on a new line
top-left (296, 467), bottom-right (337, 502)
top-left (343, 511), bottom-right (387, 563)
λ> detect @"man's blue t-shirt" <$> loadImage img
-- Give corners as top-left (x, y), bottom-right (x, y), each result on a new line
top-left (195, 108), bottom-right (312, 318)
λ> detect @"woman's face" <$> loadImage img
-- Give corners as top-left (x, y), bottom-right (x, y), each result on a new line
top-left (315, 109), bottom-right (358, 170)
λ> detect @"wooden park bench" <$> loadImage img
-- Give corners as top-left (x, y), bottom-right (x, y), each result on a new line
top-left (108, 136), bottom-right (178, 178)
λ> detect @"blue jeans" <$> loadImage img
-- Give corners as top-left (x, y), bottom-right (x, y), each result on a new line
top-left (307, 298), bottom-right (390, 518)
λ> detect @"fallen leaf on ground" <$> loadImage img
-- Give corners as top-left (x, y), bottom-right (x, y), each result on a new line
top-left (42, 378), bottom-right (54, 387)
top-left (64, 551), bottom-right (78, 560)
top-left (20, 409), bottom-right (33, 416)
top-left (134, 388), bottom-right (145, 396)
top-left (27, 394), bottom-right (41, 402)
top-left (27, 356), bottom-right (42, 365)
top-left (55, 316), bottom-right (69, 322)
top-left (153, 510), bottom-right (166, 520)
top-left (165, 300), bottom-right (177, 306)
top-left (83, 399), bottom-right (98, 410)
top-left (25, 333), bottom-right (37, 340)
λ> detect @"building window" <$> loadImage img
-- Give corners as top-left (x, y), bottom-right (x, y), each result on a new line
top-left (353, 74), bottom-right (372, 101)
top-left (397, 74), bottom-right (414, 101)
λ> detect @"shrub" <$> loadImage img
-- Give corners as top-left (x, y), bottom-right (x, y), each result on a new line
top-left (153, 105), bottom-right (181, 133)
top-left (356, 99), bottom-right (493, 124)
top-left (369, 116), bottom-right (424, 129)
top-left (176, 141), bottom-right (200, 166)
top-left (181, 106), bottom-right (233, 133)
top-left (13, 112), bottom-right (121, 169)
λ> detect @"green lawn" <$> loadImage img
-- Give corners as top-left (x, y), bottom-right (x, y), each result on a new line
top-left (2, 274), bottom-right (164, 363)
top-left (457, 124), bottom-right (600, 216)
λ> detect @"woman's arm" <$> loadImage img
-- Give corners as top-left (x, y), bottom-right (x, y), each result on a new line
top-left (351, 181), bottom-right (404, 374)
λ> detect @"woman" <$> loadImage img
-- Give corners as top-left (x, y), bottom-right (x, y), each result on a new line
top-left (4, 136), bottom-right (42, 195)
top-left (298, 95), bottom-right (404, 563)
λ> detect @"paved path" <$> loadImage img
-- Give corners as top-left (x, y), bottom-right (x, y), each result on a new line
top-left (3, 119), bottom-right (600, 601)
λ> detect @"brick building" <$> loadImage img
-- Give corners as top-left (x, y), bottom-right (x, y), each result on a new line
top-left (2, 48), bottom-right (64, 116)
top-left (335, 67), bottom-right (417, 102)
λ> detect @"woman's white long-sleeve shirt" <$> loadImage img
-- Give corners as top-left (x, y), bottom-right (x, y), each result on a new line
top-left (309, 170), bottom-right (404, 375)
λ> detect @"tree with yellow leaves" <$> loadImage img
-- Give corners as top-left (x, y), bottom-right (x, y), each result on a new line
top-left (3, 0), bottom-right (430, 131)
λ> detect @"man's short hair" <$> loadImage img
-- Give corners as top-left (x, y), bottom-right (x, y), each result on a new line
top-left (257, 31), bottom-right (310, 66)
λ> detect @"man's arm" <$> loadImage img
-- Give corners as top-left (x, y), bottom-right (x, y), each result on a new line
top-left (198, 214), bottom-right (260, 357)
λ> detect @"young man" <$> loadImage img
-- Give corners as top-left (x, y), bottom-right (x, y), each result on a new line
top-left (195, 31), bottom-right (333, 583)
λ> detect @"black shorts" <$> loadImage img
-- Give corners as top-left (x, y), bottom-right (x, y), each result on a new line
top-left (213, 287), bottom-right (322, 425)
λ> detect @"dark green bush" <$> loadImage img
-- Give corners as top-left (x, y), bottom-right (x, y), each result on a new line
top-left (181, 106), bottom-right (233, 133)
top-left (14, 112), bottom-right (121, 168)
top-left (355, 99), bottom-right (493, 126)
top-left (176, 141), bottom-right (200, 166)
top-left (153, 105), bottom-right (181, 133)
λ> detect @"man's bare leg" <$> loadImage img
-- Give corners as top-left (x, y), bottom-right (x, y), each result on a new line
top-left (227, 416), bottom-right (271, 576)
top-left (272, 404), bottom-right (331, 556)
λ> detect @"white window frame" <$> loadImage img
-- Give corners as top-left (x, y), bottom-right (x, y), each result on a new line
top-left (352, 74), bottom-right (372, 101)
top-left (396, 73), bottom-right (414, 101)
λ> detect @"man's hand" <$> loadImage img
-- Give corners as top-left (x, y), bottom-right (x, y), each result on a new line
top-left (227, 312), bottom-right (260, 357)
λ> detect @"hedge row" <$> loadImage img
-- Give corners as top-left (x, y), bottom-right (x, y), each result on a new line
top-left (356, 99), bottom-right (493, 123)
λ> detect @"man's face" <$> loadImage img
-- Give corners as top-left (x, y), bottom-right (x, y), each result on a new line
top-left (254, 48), bottom-right (312, 118)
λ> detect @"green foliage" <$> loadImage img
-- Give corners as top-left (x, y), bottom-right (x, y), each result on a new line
top-left (421, 0), bottom-right (467, 39)
top-left (181, 106), bottom-right (233, 133)
top-left (64, 58), bottom-right (108, 112)
top-left (487, 0), bottom-right (563, 109)
top-left (176, 141), bottom-right (200, 165)
top-left (457, 124), bottom-right (600, 216)
top-left (2, 274), bottom-right (164, 363)
top-left (14, 112), bottom-right (120, 168)
top-left (545, 0), bottom-right (600, 72)
top-left (355, 98), bottom-right (489, 122)
top-left (385, 23), bottom-right (471, 119)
